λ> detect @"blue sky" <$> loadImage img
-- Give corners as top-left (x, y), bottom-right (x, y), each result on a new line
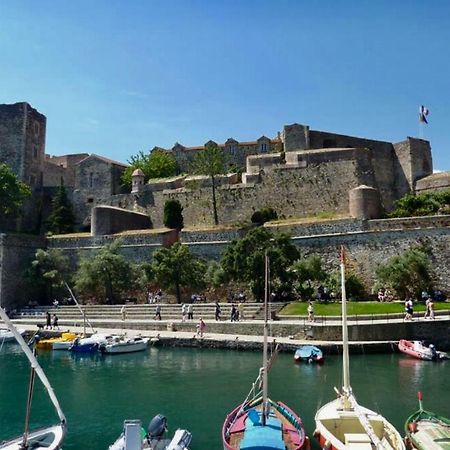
top-left (1, 1), bottom-right (449, 170)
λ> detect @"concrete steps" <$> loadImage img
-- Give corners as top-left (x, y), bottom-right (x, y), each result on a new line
top-left (12, 303), bottom-right (265, 321)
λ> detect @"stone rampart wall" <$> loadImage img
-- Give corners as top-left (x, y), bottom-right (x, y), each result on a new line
top-left (0, 234), bottom-right (46, 309)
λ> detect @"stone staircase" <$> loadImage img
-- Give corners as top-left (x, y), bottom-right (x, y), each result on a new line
top-left (11, 302), bottom-right (264, 322)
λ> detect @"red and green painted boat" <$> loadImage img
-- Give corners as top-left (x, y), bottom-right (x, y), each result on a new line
top-left (405, 391), bottom-right (450, 450)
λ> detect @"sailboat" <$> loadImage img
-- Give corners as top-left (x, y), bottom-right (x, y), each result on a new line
top-left (222, 254), bottom-right (309, 450)
top-left (0, 307), bottom-right (66, 450)
top-left (314, 247), bottom-right (405, 450)
top-left (404, 391), bottom-right (450, 450)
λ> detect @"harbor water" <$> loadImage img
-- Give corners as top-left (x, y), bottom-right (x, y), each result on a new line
top-left (1, 343), bottom-right (449, 449)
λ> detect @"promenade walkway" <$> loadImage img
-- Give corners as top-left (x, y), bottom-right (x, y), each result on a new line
top-left (7, 303), bottom-right (450, 353)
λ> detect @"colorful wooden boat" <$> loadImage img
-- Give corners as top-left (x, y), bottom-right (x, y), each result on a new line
top-left (222, 254), bottom-right (309, 450)
top-left (314, 247), bottom-right (405, 450)
top-left (405, 392), bottom-right (450, 450)
top-left (398, 340), bottom-right (449, 361)
top-left (294, 345), bottom-right (323, 363)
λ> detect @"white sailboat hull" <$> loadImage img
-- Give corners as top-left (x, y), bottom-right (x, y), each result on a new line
top-left (315, 397), bottom-right (406, 450)
top-left (101, 337), bottom-right (150, 354)
top-left (0, 424), bottom-right (65, 450)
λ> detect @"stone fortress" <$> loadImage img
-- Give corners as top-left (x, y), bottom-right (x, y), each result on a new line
top-left (3, 101), bottom-right (450, 308)
top-left (2, 101), bottom-right (449, 234)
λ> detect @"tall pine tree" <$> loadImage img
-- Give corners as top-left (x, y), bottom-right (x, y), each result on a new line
top-left (46, 185), bottom-right (76, 234)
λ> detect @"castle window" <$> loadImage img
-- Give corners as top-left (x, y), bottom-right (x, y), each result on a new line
top-left (323, 139), bottom-right (336, 148)
top-left (260, 143), bottom-right (268, 152)
top-left (87, 197), bottom-right (94, 203)
top-left (89, 172), bottom-right (94, 188)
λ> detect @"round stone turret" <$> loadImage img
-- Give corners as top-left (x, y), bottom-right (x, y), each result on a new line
top-left (131, 168), bottom-right (145, 193)
top-left (349, 185), bottom-right (382, 219)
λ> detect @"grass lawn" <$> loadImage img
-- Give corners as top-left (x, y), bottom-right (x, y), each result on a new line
top-left (279, 301), bottom-right (450, 316)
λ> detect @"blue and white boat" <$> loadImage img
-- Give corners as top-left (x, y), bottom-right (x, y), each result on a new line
top-left (69, 333), bottom-right (113, 353)
top-left (294, 345), bottom-right (323, 363)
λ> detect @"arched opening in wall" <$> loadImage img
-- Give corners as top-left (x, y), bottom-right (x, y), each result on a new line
top-left (323, 139), bottom-right (336, 148)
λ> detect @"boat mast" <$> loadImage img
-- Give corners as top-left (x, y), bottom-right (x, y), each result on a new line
top-left (21, 349), bottom-right (37, 448)
top-left (65, 281), bottom-right (95, 334)
top-left (0, 307), bottom-right (67, 425)
top-left (262, 252), bottom-right (269, 426)
top-left (340, 246), bottom-right (350, 395)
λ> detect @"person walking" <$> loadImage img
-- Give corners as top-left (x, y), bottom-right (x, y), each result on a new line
top-left (154, 303), bottom-right (162, 320)
top-left (238, 302), bottom-right (244, 321)
top-left (307, 301), bottom-right (315, 322)
top-left (404, 298), bottom-right (414, 321)
top-left (45, 311), bottom-right (51, 330)
top-left (425, 298), bottom-right (435, 319)
top-left (215, 301), bottom-right (221, 321)
top-left (196, 317), bottom-right (206, 338)
top-left (181, 303), bottom-right (187, 322)
top-left (120, 305), bottom-right (127, 321)
top-left (230, 304), bottom-right (237, 322)
top-left (187, 303), bottom-right (194, 320)
top-left (52, 314), bottom-right (59, 330)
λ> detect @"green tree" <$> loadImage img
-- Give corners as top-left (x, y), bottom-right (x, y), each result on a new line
top-left (74, 240), bottom-right (135, 303)
top-left (389, 192), bottom-right (440, 217)
top-left (46, 185), bottom-right (76, 234)
top-left (163, 199), bottom-right (184, 230)
top-left (220, 227), bottom-right (299, 300)
top-left (151, 243), bottom-right (206, 303)
top-left (191, 144), bottom-right (229, 225)
top-left (375, 247), bottom-right (433, 300)
top-left (25, 248), bottom-right (71, 301)
top-left (0, 163), bottom-right (31, 216)
top-left (121, 148), bottom-right (178, 187)
top-left (326, 270), bottom-right (367, 301)
top-left (291, 255), bottom-right (327, 300)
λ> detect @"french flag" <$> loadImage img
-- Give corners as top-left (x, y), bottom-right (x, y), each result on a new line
top-left (419, 105), bottom-right (430, 124)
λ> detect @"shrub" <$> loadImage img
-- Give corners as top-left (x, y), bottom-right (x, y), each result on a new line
top-left (251, 207), bottom-right (278, 224)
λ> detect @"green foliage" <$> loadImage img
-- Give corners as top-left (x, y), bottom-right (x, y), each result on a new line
top-left (326, 270), bottom-right (367, 301)
top-left (151, 243), bottom-right (207, 303)
top-left (191, 144), bottom-right (229, 225)
top-left (74, 239), bottom-right (135, 303)
top-left (205, 261), bottom-right (227, 288)
top-left (389, 191), bottom-right (450, 217)
top-left (291, 255), bottom-right (327, 300)
top-left (0, 163), bottom-right (31, 216)
top-left (251, 207), bottom-right (278, 225)
top-left (121, 148), bottom-right (178, 187)
top-left (375, 246), bottom-right (433, 300)
top-left (25, 248), bottom-right (71, 300)
top-left (163, 199), bottom-right (184, 229)
top-left (46, 185), bottom-right (76, 234)
top-left (220, 227), bottom-right (299, 301)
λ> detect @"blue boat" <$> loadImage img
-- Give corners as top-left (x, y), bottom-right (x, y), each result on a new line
top-left (294, 345), bottom-right (323, 363)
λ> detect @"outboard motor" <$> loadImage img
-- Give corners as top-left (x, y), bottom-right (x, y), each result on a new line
top-left (147, 414), bottom-right (168, 440)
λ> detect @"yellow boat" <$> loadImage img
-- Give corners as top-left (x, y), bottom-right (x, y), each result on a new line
top-left (36, 332), bottom-right (77, 350)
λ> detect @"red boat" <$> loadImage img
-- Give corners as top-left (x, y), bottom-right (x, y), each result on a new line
top-left (398, 339), bottom-right (449, 361)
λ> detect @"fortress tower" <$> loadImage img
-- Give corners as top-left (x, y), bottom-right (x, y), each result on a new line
top-left (0, 102), bottom-right (46, 189)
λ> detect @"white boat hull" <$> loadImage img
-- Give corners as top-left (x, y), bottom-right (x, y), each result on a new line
top-left (0, 328), bottom-right (26, 342)
top-left (315, 397), bottom-right (406, 450)
top-left (102, 338), bottom-right (150, 354)
top-left (0, 424), bottom-right (65, 450)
